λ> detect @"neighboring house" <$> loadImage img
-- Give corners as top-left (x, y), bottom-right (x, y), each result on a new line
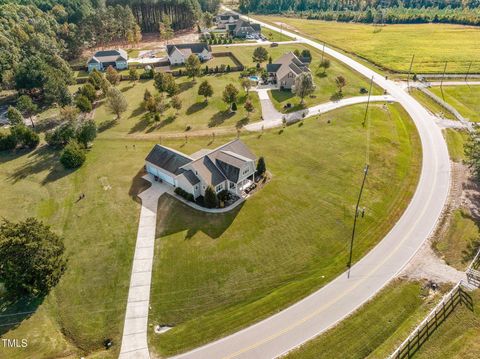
top-left (227, 19), bottom-right (261, 38)
top-left (216, 12), bottom-right (240, 29)
top-left (145, 139), bottom-right (257, 199)
top-left (266, 52), bottom-right (310, 90)
top-left (87, 49), bottom-right (128, 72)
top-left (166, 43), bottom-right (213, 65)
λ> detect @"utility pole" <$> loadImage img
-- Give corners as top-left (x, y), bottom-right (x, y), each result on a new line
top-left (347, 164), bottom-right (369, 278)
top-left (407, 54), bottom-right (415, 92)
top-left (465, 61), bottom-right (472, 83)
top-left (362, 76), bottom-right (374, 127)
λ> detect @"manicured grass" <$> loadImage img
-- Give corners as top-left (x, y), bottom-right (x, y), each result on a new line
top-left (262, 27), bottom-right (292, 42)
top-left (413, 289), bottom-right (480, 359)
top-left (214, 43), bottom-right (382, 112)
top-left (434, 209), bottom-right (479, 271)
top-left (93, 74), bottom-right (261, 137)
top-left (430, 86), bottom-right (480, 122)
top-left (253, 15), bottom-right (480, 74)
top-left (0, 138), bottom-right (158, 358)
top-left (410, 89), bottom-right (456, 121)
top-left (285, 280), bottom-right (442, 359)
top-left (148, 103), bottom-right (421, 356)
top-left (443, 128), bottom-right (469, 163)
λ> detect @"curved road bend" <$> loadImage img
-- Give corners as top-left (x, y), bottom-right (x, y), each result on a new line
top-left (172, 9), bottom-right (451, 359)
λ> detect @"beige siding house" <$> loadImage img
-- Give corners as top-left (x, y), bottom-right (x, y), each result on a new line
top-left (267, 52), bottom-right (310, 90)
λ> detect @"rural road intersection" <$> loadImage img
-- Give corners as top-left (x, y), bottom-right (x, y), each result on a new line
top-left (170, 7), bottom-right (451, 359)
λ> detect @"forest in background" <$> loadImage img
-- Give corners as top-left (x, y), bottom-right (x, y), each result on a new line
top-left (239, 0), bottom-right (480, 25)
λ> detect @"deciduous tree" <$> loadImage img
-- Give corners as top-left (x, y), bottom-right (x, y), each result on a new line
top-left (253, 47), bottom-right (269, 65)
top-left (106, 87), bottom-right (128, 120)
top-left (293, 73), bottom-right (316, 105)
top-left (185, 55), bottom-right (201, 82)
top-left (222, 84), bottom-right (239, 111)
top-left (198, 80), bottom-right (213, 102)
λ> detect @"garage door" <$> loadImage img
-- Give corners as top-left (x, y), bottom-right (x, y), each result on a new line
top-left (146, 165), bottom-right (175, 186)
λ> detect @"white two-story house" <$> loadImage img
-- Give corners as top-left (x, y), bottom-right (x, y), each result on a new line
top-left (87, 49), bottom-right (128, 72)
top-left (145, 139), bottom-right (257, 199)
top-left (166, 43), bottom-right (212, 65)
top-left (215, 12), bottom-right (240, 29)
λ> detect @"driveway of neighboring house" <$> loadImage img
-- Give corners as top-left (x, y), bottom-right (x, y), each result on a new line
top-left (119, 177), bottom-right (168, 359)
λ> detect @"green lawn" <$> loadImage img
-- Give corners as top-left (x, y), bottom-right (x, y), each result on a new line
top-left (0, 138), bottom-right (158, 358)
top-left (430, 86), bottom-right (480, 122)
top-left (253, 16), bottom-right (480, 74)
top-left (148, 103), bottom-right (421, 356)
top-left (410, 89), bottom-right (456, 121)
top-left (443, 128), bottom-right (469, 163)
top-left (285, 280), bottom-right (443, 359)
top-left (414, 289), bottom-right (480, 359)
top-left (262, 27), bottom-right (292, 42)
top-left (93, 74), bottom-right (261, 137)
top-left (434, 209), bottom-right (479, 271)
top-left (214, 43), bottom-right (382, 112)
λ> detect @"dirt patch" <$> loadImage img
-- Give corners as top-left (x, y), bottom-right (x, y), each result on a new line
top-left (401, 161), bottom-right (479, 283)
top-left (273, 21), bottom-right (298, 32)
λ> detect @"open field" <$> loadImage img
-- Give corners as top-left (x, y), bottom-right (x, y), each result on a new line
top-left (253, 16), bottom-right (480, 74)
top-left (285, 280), bottom-right (444, 359)
top-left (430, 86), bottom-right (480, 122)
top-left (0, 138), bottom-right (159, 358)
top-left (410, 89), bottom-right (456, 121)
top-left (214, 43), bottom-right (382, 112)
top-left (434, 209), bottom-right (479, 271)
top-left (414, 289), bottom-right (480, 359)
top-left (262, 27), bottom-right (292, 42)
top-left (92, 74), bottom-right (261, 137)
top-left (148, 103), bottom-right (421, 356)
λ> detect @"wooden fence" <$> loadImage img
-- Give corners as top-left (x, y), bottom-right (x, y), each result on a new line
top-left (389, 281), bottom-right (473, 359)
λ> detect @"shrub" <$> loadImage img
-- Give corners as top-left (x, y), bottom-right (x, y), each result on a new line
top-left (231, 102), bottom-right (237, 111)
top-left (174, 187), bottom-right (194, 202)
top-left (75, 95), bottom-right (93, 113)
top-left (0, 132), bottom-right (17, 151)
top-left (204, 185), bottom-right (218, 208)
top-left (18, 127), bottom-right (39, 149)
top-left (226, 65), bottom-right (231, 72)
top-left (256, 156), bottom-right (266, 176)
top-left (60, 140), bottom-right (86, 169)
top-left (217, 189), bottom-right (230, 202)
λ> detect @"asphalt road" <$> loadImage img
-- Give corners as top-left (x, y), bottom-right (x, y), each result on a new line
top-left (172, 9), bottom-right (451, 359)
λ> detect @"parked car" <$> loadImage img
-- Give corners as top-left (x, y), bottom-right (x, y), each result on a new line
top-left (271, 42), bottom-right (279, 47)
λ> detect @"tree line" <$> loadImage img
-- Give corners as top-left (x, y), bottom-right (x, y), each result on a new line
top-left (239, 0), bottom-right (480, 26)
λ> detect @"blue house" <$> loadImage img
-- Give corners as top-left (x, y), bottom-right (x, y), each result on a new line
top-left (87, 49), bottom-right (128, 72)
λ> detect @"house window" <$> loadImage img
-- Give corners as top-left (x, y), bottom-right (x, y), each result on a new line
top-left (243, 168), bottom-right (250, 175)
top-left (215, 184), bottom-right (223, 193)
top-left (230, 182), bottom-right (236, 189)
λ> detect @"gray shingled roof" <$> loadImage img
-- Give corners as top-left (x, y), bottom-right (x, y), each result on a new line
top-left (187, 156), bottom-right (226, 186)
top-left (88, 49), bottom-right (128, 64)
top-left (166, 43), bottom-right (211, 57)
top-left (145, 145), bottom-right (192, 175)
top-left (178, 169), bottom-right (201, 185)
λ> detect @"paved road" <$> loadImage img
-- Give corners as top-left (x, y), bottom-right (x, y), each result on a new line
top-left (119, 177), bottom-right (167, 359)
top-left (172, 7), bottom-right (451, 359)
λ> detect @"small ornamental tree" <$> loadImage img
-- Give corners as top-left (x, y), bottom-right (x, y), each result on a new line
top-left (244, 99), bottom-right (254, 118)
top-left (6, 106), bottom-right (24, 127)
top-left (154, 94), bottom-right (169, 120)
top-left (293, 72), bottom-right (316, 105)
top-left (171, 95), bottom-right (182, 115)
top-left (60, 140), bottom-right (86, 169)
top-left (0, 217), bottom-right (67, 297)
top-left (301, 49), bottom-right (312, 60)
top-left (45, 123), bottom-right (76, 148)
top-left (241, 78), bottom-right (253, 94)
top-left (106, 87), bottom-right (128, 120)
top-left (75, 95), bottom-right (92, 113)
top-left (185, 54), bottom-right (201, 81)
top-left (198, 80), bottom-right (213, 102)
top-left (78, 83), bottom-right (97, 103)
top-left (335, 75), bottom-right (347, 94)
top-left (222, 84), bottom-right (239, 111)
top-left (17, 95), bottom-right (37, 127)
top-left (256, 156), bottom-right (266, 177)
top-left (144, 89), bottom-right (152, 102)
top-left (231, 102), bottom-right (237, 112)
top-left (129, 68), bottom-right (140, 84)
top-left (318, 59), bottom-right (331, 74)
top-left (76, 119), bottom-right (97, 148)
top-left (204, 185), bottom-right (218, 208)
top-left (106, 66), bottom-right (120, 86)
top-left (252, 47), bottom-right (268, 65)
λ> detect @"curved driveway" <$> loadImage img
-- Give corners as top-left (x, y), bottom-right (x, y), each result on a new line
top-left (171, 9), bottom-right (451, 359)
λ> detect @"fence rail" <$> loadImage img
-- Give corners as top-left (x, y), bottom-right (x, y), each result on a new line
top-left (388, 281), bottom-right (471, 359)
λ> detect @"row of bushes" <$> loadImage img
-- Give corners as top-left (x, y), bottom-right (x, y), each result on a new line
top-left (174, 187), bottom-right (195, 202)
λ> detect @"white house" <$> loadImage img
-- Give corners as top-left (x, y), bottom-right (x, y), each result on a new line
top-left (87, 49), bottom-right (128, 72)
top-left (215, 12), bottom-right (240, 29)
top-left (266, 52), bottom-right (310, 90)
top-left (166, 43), bottom-right (212, 65)
top-left (145, 139), bottom-right (257, 199)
